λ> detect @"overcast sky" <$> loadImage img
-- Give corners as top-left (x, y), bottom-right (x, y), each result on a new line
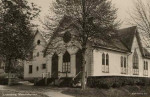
top-left (28, 0), bottom-right (140, 29)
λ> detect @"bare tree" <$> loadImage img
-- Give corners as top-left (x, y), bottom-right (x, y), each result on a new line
top-left (43, 0), bottom-right (119, 89)
top-left (128, 0), bottom-right (150, 47)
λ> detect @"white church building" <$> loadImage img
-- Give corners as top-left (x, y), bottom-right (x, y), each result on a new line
top-left (24, 17), bottom-right (150, 83)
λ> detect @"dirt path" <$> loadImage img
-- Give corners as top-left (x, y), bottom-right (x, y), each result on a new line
top-left (44, 91), bottom-right (74, 97)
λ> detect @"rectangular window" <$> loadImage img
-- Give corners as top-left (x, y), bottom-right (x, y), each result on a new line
top-left (29, 65), bottom-right (32, 74)
top-left (42, 64), bottom-right (46, 69)
top-left (62, 62), bottom-right (71, 73)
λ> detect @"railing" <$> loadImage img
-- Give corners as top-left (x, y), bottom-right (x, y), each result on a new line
top-left (73, 71), bottom-right (82, 81)
top-left (42, 72), bottom-right (50, 78)
top-left (51, 72), bottom-right (56, 78)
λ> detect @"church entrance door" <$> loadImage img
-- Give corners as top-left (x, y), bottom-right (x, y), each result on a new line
top-left (52, 53), bottom-right (58, 78)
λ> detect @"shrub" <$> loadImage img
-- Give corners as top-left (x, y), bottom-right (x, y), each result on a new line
top-left (0, 78), bottom-right (8, 85)
top-left (87, 76), bottom-right (150, 89)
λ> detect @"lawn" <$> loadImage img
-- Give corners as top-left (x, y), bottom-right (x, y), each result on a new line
top-left (0, 84), bottom-right (49, 97)
top-left (62, 85), bottom-right (150, 97)
top-left (0, 90), bottom-right (48, 97)
top-left (1, 82), bottom-right (150, 97)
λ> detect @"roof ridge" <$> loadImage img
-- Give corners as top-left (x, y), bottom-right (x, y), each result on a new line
top-left (118, 26), bottom-right (137, 31)
top-left (34, 29), bottom-right (47, 44)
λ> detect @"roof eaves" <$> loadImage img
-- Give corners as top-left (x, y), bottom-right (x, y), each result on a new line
top-left (92, 45), bottom-right (130, 54)
top-left (135, 30), bottom-right (145, 58)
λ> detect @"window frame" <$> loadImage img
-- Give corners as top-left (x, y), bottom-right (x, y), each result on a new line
top-left (121, 56), bottom-right (127, 74)
top-left (144, 61), bottom-right (148, 76)
top-left (29, 65), bottom-right (32, 74)
top-left (102, 53), bottom-right (109, 73)
top-left (133, 49), bottom-right (139, 75)
top-left (102, 53), bottom-right (105, 65)
top-left (37, 40), bottom-right (40, 45)
top-left (62, 51), bottom-right (71, 73)
top-left (42, 64), bottom-right (46, 69)
top-left (36, 66), bottom-right (39, 71)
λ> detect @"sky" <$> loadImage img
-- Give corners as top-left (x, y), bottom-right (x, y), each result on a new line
top-left (27, 0), bottom-right (138, 29)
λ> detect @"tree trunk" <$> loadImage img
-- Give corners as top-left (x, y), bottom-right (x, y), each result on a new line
top-left (81, 47), bottom-right (86, 90)
top-left (8, 71), bottom-right (11, 86)
top-left (45, 77), bottom-right (47, 85)
top-left (81, 0), bottom-right (87, 90)
top-left (8, 58), bottom-right (11, 86)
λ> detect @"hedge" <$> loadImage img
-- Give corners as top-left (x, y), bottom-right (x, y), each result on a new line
top-left (87, 76), bottom-right (150, 89)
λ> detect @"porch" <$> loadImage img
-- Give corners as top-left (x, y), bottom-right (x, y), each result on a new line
top-left (46, 48), bottom-right (83, 79)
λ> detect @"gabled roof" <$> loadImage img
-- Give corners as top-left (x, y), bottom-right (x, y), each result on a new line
top-left (93, 38), bottom-right (129, 53)
top-left (44, 15), bottom-right (150, 58)
top-left (142, 48), bottom-right (150, 59)
top-left (117, 26), bottom-right (150, 59)
top-left (44, 15), bottom-right (78, 56)
top-left (34, 29), bottom-right (47, 45)
top-left (117, 26), bottom-right (137, 51)
top-left (136, 31), bottom-right (150, 59)
top-left (93, 27), bottom-right (137, 53)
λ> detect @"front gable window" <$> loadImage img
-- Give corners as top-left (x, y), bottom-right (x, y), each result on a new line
top-left (37, 40), bottom-right (40, 45)
top-left (63, 31), bottom-right (71, 43)
top-left (133, 49), bottom-right (139, 75)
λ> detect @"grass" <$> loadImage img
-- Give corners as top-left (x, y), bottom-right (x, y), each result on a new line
top-left (61, 85), bottom-right (150, 97)
top-left (1, 82), bottom-right (150, 97)
top-left (0, 84), bottom-right (49, 97)
top-left (0, 90), bottom-right (48, 97)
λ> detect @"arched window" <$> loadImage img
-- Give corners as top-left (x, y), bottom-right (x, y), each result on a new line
top-left (144, 61), bottom-right (146, 70)
top-left (37, 40), bottom-right (40, 45)
top-left (124, 57), bottom-right (126, 68)
top-left (144, 61), bottom-right (148, 76)
top-left (106, 54), bottom-right (109, 66)
top-left (102, 53), bottom-right (109, 73)
top-left (63, 51), bottom-right (70, 62)
top-left (121, 56), bottom-right (127, 74)
top-left (63, 51), bottom-right (71, 73)
top-left (133, 49), bottom-right (138, 69)
top-left (146, 62), bottom-right (148, 70)
top-left (133, 49), bottom-right (139, 75)
top-left (121, 56), bottom-right (123, 67)
top-left (102, 53), bottom-right (105, 65)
